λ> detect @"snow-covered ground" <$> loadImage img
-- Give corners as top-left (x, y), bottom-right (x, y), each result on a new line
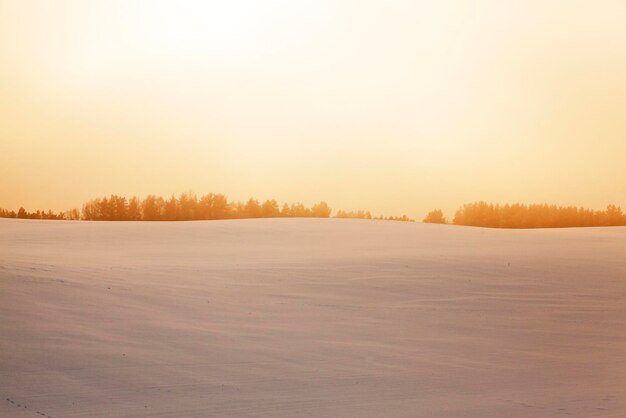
top-left (1, 218), bottom-right (625, 417)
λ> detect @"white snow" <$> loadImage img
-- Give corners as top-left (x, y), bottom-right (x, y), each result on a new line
top-left (1, 218), bottom-right (626, 417)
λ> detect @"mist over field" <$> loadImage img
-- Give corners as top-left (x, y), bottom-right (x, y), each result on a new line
top-left (2, 218), bottom-right (625, 417)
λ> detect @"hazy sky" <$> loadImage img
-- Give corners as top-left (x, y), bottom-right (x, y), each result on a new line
top-left (1, 0), bottom-right (625, 218)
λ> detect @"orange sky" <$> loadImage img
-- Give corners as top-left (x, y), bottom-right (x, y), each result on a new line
top-left (1, 0), bottom-right (625, 218)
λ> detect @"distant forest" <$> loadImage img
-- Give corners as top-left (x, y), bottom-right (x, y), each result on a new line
top-left (423, 202), bottom-right (626, 228)
top-left (0, 192), bottom-right (413, 222)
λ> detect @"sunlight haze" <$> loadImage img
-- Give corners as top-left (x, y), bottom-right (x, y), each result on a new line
top-left (1, 0), bottom-right (625, 217)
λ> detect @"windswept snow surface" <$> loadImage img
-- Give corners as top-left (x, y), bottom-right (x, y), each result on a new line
top-left (1, 218), bottom-right (626, 417)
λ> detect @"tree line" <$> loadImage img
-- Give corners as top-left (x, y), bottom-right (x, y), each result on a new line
top-left (423, 202), bottom-right (626, 228)
top-left (81, 193), bottom-right (333, 221)
top-left (0, 192), bottom-right (413, 222)
top-left (335, 210), bottom-right (412, 222)
top-left (0, 207), bottom-right (68, 220)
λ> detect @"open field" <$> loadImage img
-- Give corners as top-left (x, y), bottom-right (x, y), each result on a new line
top-left (1, 218), bottom-right (626, 417)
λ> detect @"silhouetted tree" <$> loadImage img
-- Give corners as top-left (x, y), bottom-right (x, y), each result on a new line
top-left (606, 204), bottom-right (624, 226)
top-left (164, 195), bottom-right (179, 221)
top-left (290, 203), bottom-right (311, 217)
top-left (178, 192), bottom-right (197, 220)
top-left (64, 208), bottom-right (80, 220)
top-left (109, 195), bottom-right (128, 220)
top-left (142, 195), bottom-right (164, 221)
top-left (311, 201), bottom-right (332, 218)
top-left (261, 199), bottom-right (280, 218)
top-left (335, 210), bottom-right (372, 219)
top-left (127, 197), bottom-right (142, 221)
top-left (423, 209), bottom-right (446, 224)
top-left (212, 194), bottom-right (230, 219)
top-left (244, 198), bottom-right (261, 218)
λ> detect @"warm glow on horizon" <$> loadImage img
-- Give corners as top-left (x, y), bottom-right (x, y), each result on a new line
top-left (1, 0), bottom-right (625, 217)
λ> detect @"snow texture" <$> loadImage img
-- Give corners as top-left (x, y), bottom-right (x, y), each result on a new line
top-left (1, 218), bottom-right (625, 417)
